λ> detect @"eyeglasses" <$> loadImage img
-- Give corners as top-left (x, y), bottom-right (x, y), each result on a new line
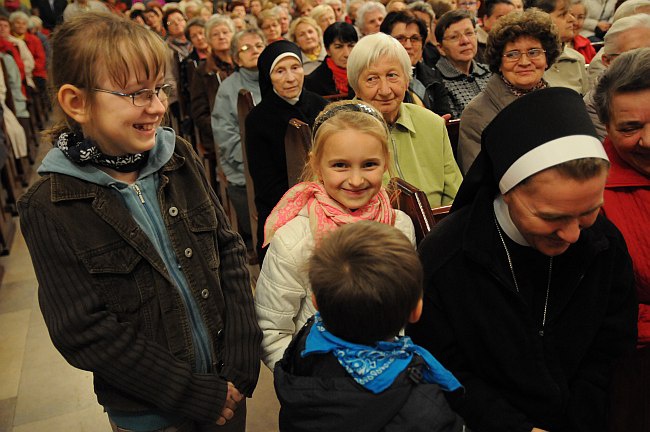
top-left (502, 48), bottom-right (546, 62)
top-left (443, 29), bottom-right (477, 43)
top-left (166, 18), bottom-right (186, 27)
top-left (394, 35), bottom-right (423, 44)
top-left (92, 84), bottom-right (174, 107)
top-left (210, 30), bottom-right (232, 38)
top-left (458, 1), bottom-right (477, 6)
top-left (239, 42), bottom-right (265, 52)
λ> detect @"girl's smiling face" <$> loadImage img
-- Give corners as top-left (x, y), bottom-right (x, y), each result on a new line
top-left (82, 72), bottom-right (168, 157)
top-left (316, 129), bottom-right (387, 211)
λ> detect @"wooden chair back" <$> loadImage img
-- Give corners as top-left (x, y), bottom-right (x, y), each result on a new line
top-left (0, 59), bottom-right (31, 185)
top-left (284, 118), bottom-right (311, 187)
top-left (446, 118), bottom-right (461, 161)
top-left (431, 205), bottom-right (452, 224)
top-left (0, 115), bottom-right (19, 254)
top-left (236, 89), bottom-right (259, 254)
top-left (389, 177), bottom-right (451, 244)
top-left (323, 93), bottom-right (348, 102)
top-left (0, 59), bottom-right (16, 114)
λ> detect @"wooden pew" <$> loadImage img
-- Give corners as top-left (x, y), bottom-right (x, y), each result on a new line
top-left (0, 117), bottom-right (17, 255)
top-left (284, 118), bottom-right (311, 187)
top-left (236, 89), bottom-right (258, 258)
top-left (389, 177), bottom-right (451, 244)
top-left (0, 58), bottom-right (30, 186)
top-left (446, 118), bottom-right (461, 162)
top-left (323, 93), bottom-right (348, 102)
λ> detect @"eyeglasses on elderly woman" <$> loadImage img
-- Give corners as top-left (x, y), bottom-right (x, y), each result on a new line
top-left (502, 48), bottom-right (546, 62)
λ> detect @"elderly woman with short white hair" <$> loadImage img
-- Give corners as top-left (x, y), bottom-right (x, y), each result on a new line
top-left (347, 32), bottom-right (463, 207)
top-left (356, 1), bottom-right (387, 35)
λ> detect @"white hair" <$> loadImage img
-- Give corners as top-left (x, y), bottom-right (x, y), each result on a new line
top-left (347, 32), bottom-right (412, 94)
top-left (612, 0), bottom-right (650, 22)
top-left (206, 14), bottom-right (236, 36)
top-left (604, 14), bottom-right (650, 55)
top-left (356, 1), bottom-right (386, 34)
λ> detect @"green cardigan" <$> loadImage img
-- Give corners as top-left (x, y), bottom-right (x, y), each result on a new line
top-left (385, 102), bottom-right (463, 207)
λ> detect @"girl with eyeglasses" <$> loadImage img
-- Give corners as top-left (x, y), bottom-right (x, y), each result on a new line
top-left (18, 12), bottom-right (261, 432)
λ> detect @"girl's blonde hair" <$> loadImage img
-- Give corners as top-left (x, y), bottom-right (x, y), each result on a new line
top-left (46, 12), bottom-right (170, 144)
top-left (302, 100), bottom-right (392, 181)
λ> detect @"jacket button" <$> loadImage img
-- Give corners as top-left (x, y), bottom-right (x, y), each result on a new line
top-left (184, 248), bottom-right (193, 258)
top-left (201, 289), bottom-right (210, 299)
top-left (168, 207), bottom-right (178, 216)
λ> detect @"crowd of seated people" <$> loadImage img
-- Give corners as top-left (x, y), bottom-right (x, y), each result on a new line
top-left (4, 0), bottom-right (650, 430)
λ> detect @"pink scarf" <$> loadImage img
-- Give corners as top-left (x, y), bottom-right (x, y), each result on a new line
top-left (263, 182), bottom-right (395, 247)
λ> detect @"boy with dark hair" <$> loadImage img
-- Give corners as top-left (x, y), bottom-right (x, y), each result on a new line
top-left (274, 221), bottom-right (466, 432)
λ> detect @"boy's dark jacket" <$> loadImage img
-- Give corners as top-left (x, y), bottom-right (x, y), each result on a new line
top-left (274, 319), bottom-right (467, 432)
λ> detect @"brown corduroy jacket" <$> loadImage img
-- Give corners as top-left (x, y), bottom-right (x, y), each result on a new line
top-left (18, 136), bottom-right (261, 423)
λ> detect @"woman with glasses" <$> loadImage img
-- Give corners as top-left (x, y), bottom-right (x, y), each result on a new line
top-left (381, 10), bottom-right (453, 117)
top-left (257, 9), bottom-right (283, 43)
top-left (457, 9), bottom-right (561, 173)
top-left (434, 9), bottom-right (492, 118)
top-left (163, 8), bottom-right (192, 60)
top-left (211, 29), bottom-right (267, 261)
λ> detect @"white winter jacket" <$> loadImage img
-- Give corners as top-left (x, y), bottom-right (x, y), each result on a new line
top-left (255, 208), bottom-right (416, 370)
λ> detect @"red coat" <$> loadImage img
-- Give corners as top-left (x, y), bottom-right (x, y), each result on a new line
top-left (21, 33), bottom-right (47, 79)
top-left (0, 37), bottom-right (26, 95)
top-left (602, 137), bottom-right (650, 347)
top-left (572, 34), bottom-right (596, 64)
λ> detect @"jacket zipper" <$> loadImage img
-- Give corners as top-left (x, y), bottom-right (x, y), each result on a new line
top-left (132, 181), bottom-right (213, 372)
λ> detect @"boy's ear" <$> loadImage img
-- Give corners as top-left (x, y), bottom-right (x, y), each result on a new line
top-left (311, 293), bottom-right (319, 311)
top-left (408, 298), bottom-right (423, 324)
top-left (58, 84), bottom-right (90, 125)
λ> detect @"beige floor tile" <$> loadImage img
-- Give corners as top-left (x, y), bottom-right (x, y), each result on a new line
top-left (0, 310), bottom-right (31, 401)
top-left (0, 397), bottom-right (17, 432)
top-left (13, 312), bottom-right (99, 426)
top-left (12, 404), bottom-right (111, 432)
top-left (0, 280), bottom-right (36, 315)
top-left (247, 364), bottom-right (280, 432)
top-left (0, 224), bottom-right (35, 286)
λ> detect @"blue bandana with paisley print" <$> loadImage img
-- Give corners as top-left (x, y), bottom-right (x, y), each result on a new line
top-left (301, 313), bottom-right (462, 394)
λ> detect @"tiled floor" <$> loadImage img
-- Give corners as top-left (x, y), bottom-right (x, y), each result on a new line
top-left (0, 147), bottom-right (280, 432)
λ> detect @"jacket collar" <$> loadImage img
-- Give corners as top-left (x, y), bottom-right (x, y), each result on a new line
top-left (393, 103), bottom-right (417, 134)
top-left (49, 150), bottom-right (185, 203)
top-left (436, 56), bottom-right (490, 80)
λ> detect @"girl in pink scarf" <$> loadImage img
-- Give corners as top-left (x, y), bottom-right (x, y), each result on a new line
top-left (255, 101), bottom-right (416, 369)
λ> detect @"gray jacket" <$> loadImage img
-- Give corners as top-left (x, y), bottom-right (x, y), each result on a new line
top-left (457, 75), bottom-right (517, 174)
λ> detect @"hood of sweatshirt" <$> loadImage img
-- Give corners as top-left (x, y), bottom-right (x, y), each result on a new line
top-left (38, 127), bottom-right (176, 186)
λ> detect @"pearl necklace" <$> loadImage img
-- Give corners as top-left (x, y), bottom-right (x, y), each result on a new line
top-left (494, 214), bottom-right (553, 337)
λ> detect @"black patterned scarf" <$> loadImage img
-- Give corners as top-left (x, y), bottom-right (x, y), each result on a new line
top-left (500, 73), bottom-right (548, 98)
top-left (55, 131), bottom-right (150, 173)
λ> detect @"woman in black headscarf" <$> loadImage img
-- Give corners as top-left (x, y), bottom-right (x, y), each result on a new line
top-left (245, 40), bottom-right (328, 262)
